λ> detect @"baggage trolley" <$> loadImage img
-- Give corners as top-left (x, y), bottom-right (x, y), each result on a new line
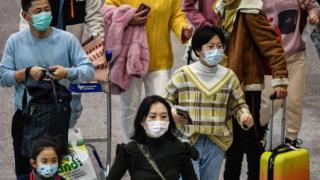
top-left (69, 49), bottom-right (113, 179)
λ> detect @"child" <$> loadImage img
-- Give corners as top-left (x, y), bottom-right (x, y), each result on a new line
top-left (163, 26), bottom-right (254, 180)
top-left (17, 135), bottom-right (72, 180)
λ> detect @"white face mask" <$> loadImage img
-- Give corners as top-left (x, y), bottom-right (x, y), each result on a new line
top-left (203, 49), bottom-right (224, 66)
top-left (144, 120), bottom-right (169, 138)
top-left (36, 163), bottom-right (59, 178)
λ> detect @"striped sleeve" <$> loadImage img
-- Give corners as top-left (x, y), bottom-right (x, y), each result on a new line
top-left (163, 70), bottom-right (181, 105)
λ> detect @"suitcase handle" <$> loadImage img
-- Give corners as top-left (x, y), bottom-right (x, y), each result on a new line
top-left (269, 92), bottom-right (277, 100)
top-left (267, 92), bottom-right (286, 151)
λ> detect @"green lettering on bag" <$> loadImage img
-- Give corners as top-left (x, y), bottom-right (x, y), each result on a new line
top-left (59, 158), bottom-right (84, 173)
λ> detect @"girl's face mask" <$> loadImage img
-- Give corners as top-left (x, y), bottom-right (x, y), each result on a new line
top-left (36, 163), bottom-right (59, 178)
top-left (203, 48), bottom-right (224, 66)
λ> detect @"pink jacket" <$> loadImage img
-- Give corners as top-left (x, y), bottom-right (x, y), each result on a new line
top-left (182, 0), bottom-right (219, 28)
top-left (102, 5), bottom-right (150, 94)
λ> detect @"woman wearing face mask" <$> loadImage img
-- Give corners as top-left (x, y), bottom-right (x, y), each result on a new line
top-left (107, 95), bottom-right (198, 180)
top-left (163, 26), bottom-right (254, 180)
top-left (17, 135), bottom-right (72, 180)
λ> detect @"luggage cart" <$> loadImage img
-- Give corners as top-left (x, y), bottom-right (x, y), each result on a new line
top-left (69, 50), bottom-right (113, 179)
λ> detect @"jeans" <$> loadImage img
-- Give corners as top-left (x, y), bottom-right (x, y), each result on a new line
top-left (69, 93), bottom-right (83, 128)
top-left (192, 135), bottom-right (225, 180)
top-left (311, 24), bottom-right (320, 58)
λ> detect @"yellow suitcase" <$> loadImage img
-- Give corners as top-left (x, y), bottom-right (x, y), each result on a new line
top-left (259, 94), bottom-right (309, 180)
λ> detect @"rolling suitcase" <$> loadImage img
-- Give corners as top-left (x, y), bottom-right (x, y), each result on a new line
top-left (260, 93), bottom-right (309, 180)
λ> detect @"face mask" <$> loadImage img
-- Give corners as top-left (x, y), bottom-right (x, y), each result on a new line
top-left (144, 120), bottom-right (169, 138)
top-left (31, 11), bottom-right (52, 31)
top-left (36, 163), bottom-right (59, 178)
top-left (203, 49), bottom-right (224, 66)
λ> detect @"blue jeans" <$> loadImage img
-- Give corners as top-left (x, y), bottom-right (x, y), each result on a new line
top-left (311, 24), bottom-right (320, 58)
top-left (69, 93), bottom-right (83, 128)
top-left (192, 135), bottom-right (225, 180)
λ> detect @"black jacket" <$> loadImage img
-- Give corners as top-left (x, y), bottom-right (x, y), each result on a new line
top-left (49, 0), bottom-right (86, 30)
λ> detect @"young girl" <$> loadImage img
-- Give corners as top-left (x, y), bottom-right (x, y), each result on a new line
top-left (17, 135), bottom-right (72, 180)
top-left (163, 26), bottom-right (254, 180)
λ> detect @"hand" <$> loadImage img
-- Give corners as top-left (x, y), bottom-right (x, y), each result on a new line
top-left (182, 24), bottom-right (193, 39)
top-left (29, 66), bottom-right (46, 80)
top-left (241, 114), bottom-right (254, 128)
top-left (172, 109), bottom-right (187, 124)
top-left (274, 86), bottom-right (287, 99)
top-left (49, 65), bottom-right (68, 80)
top-left (309, 12), bottom-right (319, 25)
top-left (128, 10), bottom-right (148, 25)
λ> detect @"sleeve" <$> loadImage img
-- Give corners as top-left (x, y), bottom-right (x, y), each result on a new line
top-left (182, 0), bottom-right (213, 28)
top-left (169, 0), bottom-right (189, 43)
top-left (105, 0), bottom-right (122, 6)
top-left (229, 72), bottom-right (252, 130)
top-left (180, 143), bottom-right (198, 180)
top-left (0, 36), bottom-right (19, 87)
top-left (107, 144), bottom-right (128, 180)
top-left (244, 13), bottom-right (289, 87)
top-left (162, 72), bottom-right (180, 106)
top-left (67, 35), bottom-right (94, 82)
top-left (307, 0), bottom-right (320, 16)
top-left (85, 0), bottom-right (105, 37)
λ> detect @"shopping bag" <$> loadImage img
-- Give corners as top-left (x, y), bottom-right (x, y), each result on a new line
top-left (59, 129), bottom-right (98, 180)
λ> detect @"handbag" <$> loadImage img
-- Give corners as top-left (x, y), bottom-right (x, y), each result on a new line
top-left (136, 143), bottom-right (167, 180)
top-left (21, 67), bottom-right (72, 157)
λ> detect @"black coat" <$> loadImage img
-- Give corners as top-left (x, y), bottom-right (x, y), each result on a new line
top-left (49, 0), bottom-right (86, 30)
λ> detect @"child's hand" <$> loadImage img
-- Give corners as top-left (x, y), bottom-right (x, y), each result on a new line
top-left (241, 114), bottom-right (254, 128)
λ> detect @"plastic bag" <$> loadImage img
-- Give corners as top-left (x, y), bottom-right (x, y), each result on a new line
top-left (59, 129), bottom-right (98, 180)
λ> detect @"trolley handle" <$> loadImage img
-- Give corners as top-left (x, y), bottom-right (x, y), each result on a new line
top-left (86, 144), bottom-right (105, 169)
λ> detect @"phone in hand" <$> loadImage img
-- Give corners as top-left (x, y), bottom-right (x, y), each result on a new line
top-left (136, 3), bottom-right (151, 17)
top-left (175, 105), bottom-right (193, 124)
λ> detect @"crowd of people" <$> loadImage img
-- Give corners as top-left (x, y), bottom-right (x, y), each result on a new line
top-left (0, 0), bottom-right (319, 179)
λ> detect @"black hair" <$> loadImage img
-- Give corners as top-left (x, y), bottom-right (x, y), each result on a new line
top-left (191, 26), bottom-right (226, 57)
top-left (21, 0), bottom-right (50, 12)
top-left (130, 95), bottom-right (178, 143)
top-left (30, 135), bottom-right (73, 165)
top-left (21, 0), bottom-right (34, 12)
